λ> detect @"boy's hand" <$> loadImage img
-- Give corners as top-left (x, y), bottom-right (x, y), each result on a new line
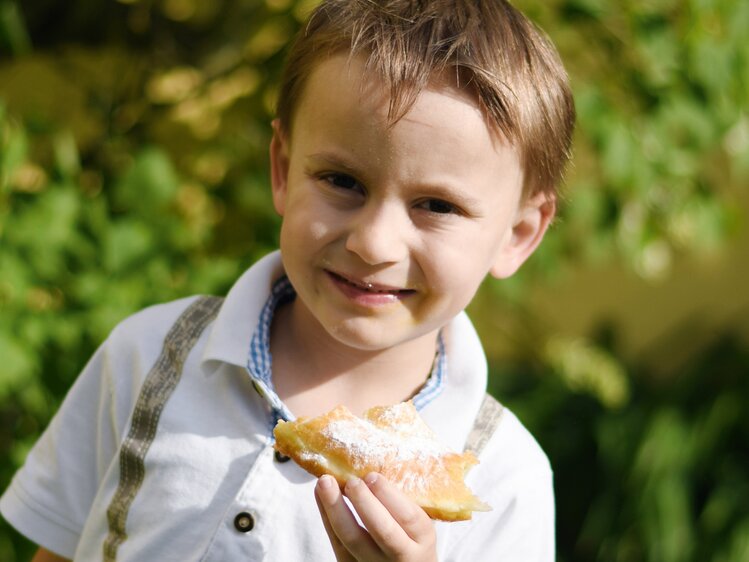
top-left (314, 473), bottom-right (438, 562)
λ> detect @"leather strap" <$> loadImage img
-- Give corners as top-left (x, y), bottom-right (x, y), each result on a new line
top-left (464, 393), bottom-right (505, 457)
top-left (103, 295), bottom-right (223, 561)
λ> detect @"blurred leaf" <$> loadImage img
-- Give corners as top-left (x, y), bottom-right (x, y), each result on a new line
top-left (0, 111), bottom-right (28, 190)
top-left (103, 219), bottom-right (154, 273)
top-left (0, 0), bottom-right (31, 55)
top-left (114, 147), bottom-right (179, 211)
top-left (52, 130), bottom-right (81, 180)
top-left (544, 336), bottom-right (631, 409)
top-left (0, 333), bottom-right (35, 397)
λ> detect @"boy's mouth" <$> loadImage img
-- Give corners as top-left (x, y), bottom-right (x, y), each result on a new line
top-left (326, 271), bottom-right (416, 296)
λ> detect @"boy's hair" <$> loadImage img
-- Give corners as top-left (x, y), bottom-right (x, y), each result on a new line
top-left (276, 0), bottom-right (575, 198)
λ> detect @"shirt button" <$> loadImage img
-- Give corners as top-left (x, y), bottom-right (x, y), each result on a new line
top-left (274, 450), bottom-right (291, 463)
top-left (234, 512), bottom-right (255, 533)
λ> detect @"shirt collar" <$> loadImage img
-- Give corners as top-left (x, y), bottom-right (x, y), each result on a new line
top-left (201, 251), bottom-right (286, 370)
top-left (244, 275), bottom-right (296, 424)
top-left (246, 275), bottom-right (447, 424)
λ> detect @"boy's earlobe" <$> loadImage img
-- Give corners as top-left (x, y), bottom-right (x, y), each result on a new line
top-left (270, 118), bottom-right (290, 216)
top-left (490, 192), bottom-right (556, 279)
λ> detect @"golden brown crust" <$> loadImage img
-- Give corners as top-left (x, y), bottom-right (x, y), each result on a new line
top-left (273, 401), bottom-right (491, 521)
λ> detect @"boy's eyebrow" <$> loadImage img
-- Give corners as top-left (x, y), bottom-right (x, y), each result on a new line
top-left (306, 152), bottom-right (362, 176)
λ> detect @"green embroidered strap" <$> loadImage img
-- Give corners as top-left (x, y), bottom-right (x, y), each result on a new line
top-left (464, 393), bottom-right (505, 457)
top-left (103, 295), bottom-right (223, 562)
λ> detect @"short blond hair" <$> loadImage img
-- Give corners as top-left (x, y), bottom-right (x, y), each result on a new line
top-left (276, 0), bottom-right (575, 197)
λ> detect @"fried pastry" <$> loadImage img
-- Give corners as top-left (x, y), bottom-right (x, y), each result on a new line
top-left (273, 401), bottom-right (491, 521)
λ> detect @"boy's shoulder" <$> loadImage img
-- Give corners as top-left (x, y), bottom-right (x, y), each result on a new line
top-left (439, 402), bottom-right (554, 558)
top-left (443, 403), bottom-right (554, 559)
top-left (468, 402), bottom-right (552, 502)
top-left (486, 406), bottom-right (551, 476)
top-left (108, 295), bottom-right (207, 349)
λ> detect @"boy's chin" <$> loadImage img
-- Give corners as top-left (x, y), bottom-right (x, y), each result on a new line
top-left (322, 317), bottom-right (440, 353)
top-left (325, 324), bottom-right (404, 352)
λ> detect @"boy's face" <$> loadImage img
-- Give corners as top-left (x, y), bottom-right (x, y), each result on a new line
top-left (270, 55), bottom-right (553, 352)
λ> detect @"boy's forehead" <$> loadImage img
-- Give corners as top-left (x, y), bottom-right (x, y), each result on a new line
top-left (305, 55), bottom-right (390, 115)
top-left (292, 54), bottom-right (507, 149)
top-left (290, 54), bottom-right (393, 130)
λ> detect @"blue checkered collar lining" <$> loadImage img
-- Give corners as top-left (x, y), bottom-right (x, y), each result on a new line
top-left (246, 276), bottom-right (447, 431)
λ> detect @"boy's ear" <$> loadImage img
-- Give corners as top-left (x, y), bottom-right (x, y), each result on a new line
top-left (269, 118), bottom-right (290, 216)
top-left (490, 191), bottom-right (556, 279)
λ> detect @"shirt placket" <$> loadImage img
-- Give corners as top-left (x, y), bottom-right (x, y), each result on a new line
top-left (200, 444), bottom-right (283, 561)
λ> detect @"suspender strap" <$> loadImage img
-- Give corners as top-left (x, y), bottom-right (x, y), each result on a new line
top-left (464, 393), bottom-right (505, 457)
top-left (103, 295), bottom-right (223, 562)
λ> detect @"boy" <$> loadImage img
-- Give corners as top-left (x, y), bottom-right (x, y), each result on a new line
top-left (1, 0), bottom-right (574, 560)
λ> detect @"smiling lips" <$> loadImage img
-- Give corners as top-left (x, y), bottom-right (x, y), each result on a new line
top-left (326, 270), bottom-right (415, 306)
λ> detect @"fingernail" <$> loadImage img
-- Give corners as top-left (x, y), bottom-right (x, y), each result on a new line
top-left (319, 475), bottom-right (335, 489)
top-left (346, 476), bottom-right (362, 490)
top-left (364, 472), bottom-right (379, 486)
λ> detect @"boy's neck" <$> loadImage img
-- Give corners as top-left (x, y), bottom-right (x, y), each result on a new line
top-left (269, 300), bottom-right (441, 417)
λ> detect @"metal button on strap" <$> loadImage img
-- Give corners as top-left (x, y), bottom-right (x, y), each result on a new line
top-left (274, 450), bottom-right (290, 463)
top-left (234, 512), bottom-right (255, 533)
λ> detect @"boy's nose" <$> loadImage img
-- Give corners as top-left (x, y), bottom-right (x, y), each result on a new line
top-left (344, 203), bottom-right (410, 265)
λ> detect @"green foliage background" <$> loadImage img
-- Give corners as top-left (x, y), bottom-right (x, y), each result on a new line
top-left (1, 0), bottom-right (747, 560)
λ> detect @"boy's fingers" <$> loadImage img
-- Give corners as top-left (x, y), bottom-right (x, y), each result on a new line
top-left (343, 474), bottom-right (432, 559)
top-left (362, 473), bottom-right (435, 545)
top-left (315, 475), bottom-right (379, 561)
top-left (314, 486), bottom-right (355, 562)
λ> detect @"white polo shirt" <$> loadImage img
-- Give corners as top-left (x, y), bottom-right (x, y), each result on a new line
top-left (0, 251), bottom-right (554, 561)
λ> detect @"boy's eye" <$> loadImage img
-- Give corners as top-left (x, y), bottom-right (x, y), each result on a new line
top-left (323, 173), bottom-right (362, 192)
top-left (418, 199), bottom-right (459, 215)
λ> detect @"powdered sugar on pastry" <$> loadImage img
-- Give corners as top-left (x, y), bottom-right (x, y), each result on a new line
top-left (323, 415), bottom-right (447, 463)
top-left (273, 401), bottom-right (491, 521)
